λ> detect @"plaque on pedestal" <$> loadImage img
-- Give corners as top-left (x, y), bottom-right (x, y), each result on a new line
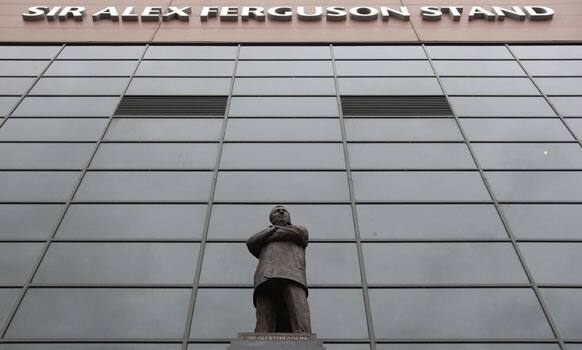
top-left (228, 333), bottom-right (326, 350)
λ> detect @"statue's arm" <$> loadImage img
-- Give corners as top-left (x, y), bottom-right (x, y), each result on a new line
top-left (302, 226), bottom-right (309, 248)
top-left (246, 226), bottom-right (277, 258)
top-left (266, 225), bottom-right (308, 247)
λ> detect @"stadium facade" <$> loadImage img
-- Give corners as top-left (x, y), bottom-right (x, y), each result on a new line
top-left (0, 0), bottom-right (581, 349)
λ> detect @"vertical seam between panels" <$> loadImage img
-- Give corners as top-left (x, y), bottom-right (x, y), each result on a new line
top-left (399, 0), bottom-right (421, 43)
top-left (0, 45), bottom-right (64, 131)
top-left (181, 44), bottom-right (241, 350)
top-left (423, 43), bottom-right (566, 350)
top-left (330, 44), bottom-right (377, 350)
top-left (507, 43), bottom-right (582, 348)
top-left (505, 45), bottom-right (582, 149)
top-left (0, 43), bottom-right (150, 338)
top-left (150, 0), bottom-right (176, 43)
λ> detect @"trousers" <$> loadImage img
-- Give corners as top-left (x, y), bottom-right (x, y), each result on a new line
top-left (254, 278), bottom-right (311, 333)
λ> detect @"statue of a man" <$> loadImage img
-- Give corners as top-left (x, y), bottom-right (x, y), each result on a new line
top-left (246, 205), bottom-right (312, 333)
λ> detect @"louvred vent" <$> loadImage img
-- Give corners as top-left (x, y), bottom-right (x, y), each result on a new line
top-left (341, 96), bottom-right (452, 116)
top-left (115, 96), bottom-right (228, 116)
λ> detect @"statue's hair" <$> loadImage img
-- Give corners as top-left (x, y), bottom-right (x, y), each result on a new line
top-left (269, 205), bottom-right (291, 224)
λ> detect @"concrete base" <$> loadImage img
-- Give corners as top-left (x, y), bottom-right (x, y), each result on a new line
top-left (228, 333), bottom-right (325, 350)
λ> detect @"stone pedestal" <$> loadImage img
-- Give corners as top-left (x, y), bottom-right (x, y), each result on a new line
top-left (228, 333), bottom-right (326, 350)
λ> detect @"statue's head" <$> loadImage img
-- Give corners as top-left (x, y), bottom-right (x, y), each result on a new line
top-left (269, 205), bottom-right (291, 226)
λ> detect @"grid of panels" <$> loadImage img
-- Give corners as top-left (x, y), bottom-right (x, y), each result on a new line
top-left (0, 44), bottom-right (582, 350)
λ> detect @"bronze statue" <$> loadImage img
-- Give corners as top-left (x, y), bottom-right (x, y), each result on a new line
top-left (246, 206), bottom-right (312, 333)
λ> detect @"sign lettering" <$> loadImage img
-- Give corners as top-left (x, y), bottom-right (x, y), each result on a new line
top-left (22, 5), bottom-right (555, 22)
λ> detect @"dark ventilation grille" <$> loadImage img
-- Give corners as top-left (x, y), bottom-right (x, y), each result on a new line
top-left (341, 96), bottom-right (452, 116)
top-left (115, 96), bottom-right (228, 116)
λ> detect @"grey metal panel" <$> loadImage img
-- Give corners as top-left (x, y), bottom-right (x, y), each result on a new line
top-left (307, 289), bottom-right (368, 339)
top-left (0, 205), bottom-right (63, 240)
top-left (239, 46), bottom-right (330, 60)
top-left (0, 97), bottom-right (19, 116)
top-left (0, 78), bottom-right (35, 95)
top-left (0, 119), bottom-right (107, 141)
top-left (510, 45), bottom-right (582, 59)
top-left (357, 204), bottom-right (506, 240)
top-left (236, 61), bottom-right (333, 76)
top-left (12, 97), bottom-right (119, 117)
top-left (45, 60), bottom-right (138, 76)
top-left (35, 243), bottom-right (200, 284)
top-left (233, 78), bottom-right (336, 95)
top-left (339, 78), bottom-right (443, 95)
top-left (568, 119), bottom-right (582, 139)
top-left (306, 243), bottom-right (361, 285)
top-left (225, 119), bottom-right (341, 141)
top-left (0, 290), bottom-right (19, 330)
top-left (363, 243), bottom-right (527, 284)
top-left (0, 46), bottom-right (60, 59)
top-left (220, 143), bottom-right (345, 169)
top-left (0, 243), bottom-right (44, 284)
top-left (214, 172), bottom-right (349, 202)
top-left (335, 61), bottom-right (434, 76)
top-left (441, 77), bottom-right (539, 96)
top-left (522, 60), bottom-right (582, 76)
top-left (198, 243), bottom-right (255, 285)
top-left (136, 61), bottom-right (235, 76)
top-left (352, 171), bottom-right (490, 202)
top-left (189, 289), bottom-right (255, 339)
top-left (105, 119), bottom-right (223, 141)
top-left (91, 143), bottom-right (219, 169)
top-left (0, 143), bottom-right (94, 169)
top-left (473, 143), bottom-right (582, 169)
top-left (145, 46), bottom-right (237, 59)
top-left (58, 46), bottom-right (145, 59)
top-left (6, 289), bottom-right (191, 338)
top-left (536, 78), bottom-right (582, 95)
top-left (126, 78), bottom-right (231, 95)
top-left (348, 143), bottom-right (475, 169)
top-left (229, 97), bottom-right (339, 117)
top-left (74, 172), bottom-right (213, 202)
top-left (0, 171), bottom-right (80, 202)
top-left (486, 171), bottom-right (582, 202)
top-left (433, 61), bottom-right (526, 76)
top-left (30, 78), bottom-right (128, 95)
top-left (550, 97), bottom-right (582, 117)
top-left (521, 243), bottom-right (582, 284)
top-left (450, 97), bottom-right (555, 117)
top-left (345, 119), bottom-right (462, 141)
top-left (542, 289), bottom-right (582, 339)
top-left (461, 119), bottom-right (573, 141)
top-left (334, 46), bottom-right (426, 59)
top-left (503, 204), bottom-right (582, 240)
top-left (370, 289), bottom-right (553, 338)
top-left (57, 204), bottom-right (206, 240)
top-left (426, 45), bottom-right (512, 59)
top-left (0, 61), bottom-right (48, 76)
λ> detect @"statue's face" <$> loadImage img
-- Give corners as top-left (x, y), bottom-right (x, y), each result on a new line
top-left (269, 206), bottom-right (290, 226)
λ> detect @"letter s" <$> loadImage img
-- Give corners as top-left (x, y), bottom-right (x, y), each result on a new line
top-left (22, 6), bottom-right (49, 21)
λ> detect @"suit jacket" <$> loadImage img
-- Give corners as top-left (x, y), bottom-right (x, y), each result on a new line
top-left (246, 224), bottom-right (309, 305)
